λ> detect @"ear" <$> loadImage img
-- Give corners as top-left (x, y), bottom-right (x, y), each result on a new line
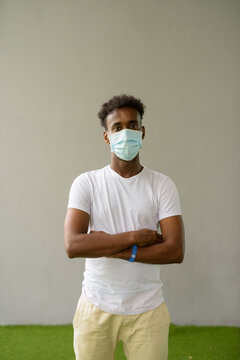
top-left (141, 126), bottom-right (145, 140)
top-left (103, 131), bottom-right (110, 144)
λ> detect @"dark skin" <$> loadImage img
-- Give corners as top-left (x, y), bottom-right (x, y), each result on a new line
top-left (64, 106), bottom-right (185, 264)
top-left (103, 107), bottom-right (145, 178)
top-left (100, 107), bottom-right (184, 263)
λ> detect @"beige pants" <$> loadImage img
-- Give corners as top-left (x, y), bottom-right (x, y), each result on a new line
top-left (73, 293), bottom-right (171, 360)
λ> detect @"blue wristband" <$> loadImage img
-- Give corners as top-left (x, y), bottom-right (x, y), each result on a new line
top-left (128, 244), bottom-right (138, 262)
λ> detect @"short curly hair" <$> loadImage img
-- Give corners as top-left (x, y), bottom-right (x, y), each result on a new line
top-left (98, 94), bottom-right (146, 130)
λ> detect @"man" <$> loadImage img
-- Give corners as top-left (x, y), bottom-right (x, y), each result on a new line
top-left (64, 94), bottom-right (185, 360)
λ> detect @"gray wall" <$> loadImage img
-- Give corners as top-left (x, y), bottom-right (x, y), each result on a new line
top-left (0, 0), bottom-right (239, 326)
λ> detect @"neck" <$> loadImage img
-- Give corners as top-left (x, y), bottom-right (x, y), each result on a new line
top-left (109, 153), bottom-right (143, 178)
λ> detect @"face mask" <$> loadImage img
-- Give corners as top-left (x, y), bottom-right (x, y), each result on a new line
top-left (107, 129), bottom-right (143, 161)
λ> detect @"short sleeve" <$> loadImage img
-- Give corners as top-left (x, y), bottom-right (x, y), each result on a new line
top-left (67, 173), bottom-right (91, 214)
top-left (157, 176), bottom-right (182, 221)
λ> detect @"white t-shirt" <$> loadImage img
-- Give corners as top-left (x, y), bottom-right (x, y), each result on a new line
top-left (67, 164), bottom-right (182, 315)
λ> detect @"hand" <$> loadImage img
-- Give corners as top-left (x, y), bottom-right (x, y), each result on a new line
top-left (132, 228), bottom-right (164, 247)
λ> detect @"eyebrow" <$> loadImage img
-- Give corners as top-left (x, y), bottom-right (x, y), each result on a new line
top-left (111, 120), bottom-right (139, 127)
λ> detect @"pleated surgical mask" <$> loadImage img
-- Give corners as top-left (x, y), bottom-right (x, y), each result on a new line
top-left (107, 129), bottom-right (143, 161)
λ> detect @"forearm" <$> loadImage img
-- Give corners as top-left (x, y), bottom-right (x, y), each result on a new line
top-left (68, 231), bottom-right (134, 259)
top-left (108, 242), bottom-right (183, 264)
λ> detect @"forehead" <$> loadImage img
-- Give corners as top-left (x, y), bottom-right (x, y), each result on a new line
top-left (106, 107), bottom-right (141, 126)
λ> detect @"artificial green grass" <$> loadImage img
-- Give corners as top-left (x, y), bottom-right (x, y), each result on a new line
top-left (0, 324), bottom-right (239, 360)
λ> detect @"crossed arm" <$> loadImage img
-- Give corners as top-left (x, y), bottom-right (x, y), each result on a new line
top-left (64, 208), bottom-right (185, 265)
top-left (106, 215), bottom-right (185, 264)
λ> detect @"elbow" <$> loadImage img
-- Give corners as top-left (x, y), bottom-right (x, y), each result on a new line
top-left (176, 249), bottom-right (184, 263)
top-left (64, 237), bottom-right (75, 259)
top-left (177, 256), bottom-right (184, 264)
top-left (65, 245), bottom-right (74, 259)
top-left (173, 242), bottom-right (184, 263)
top-left (64, 236), bottom-right (85, 259)
top-left (67, 249), bottom-right (74, 259)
